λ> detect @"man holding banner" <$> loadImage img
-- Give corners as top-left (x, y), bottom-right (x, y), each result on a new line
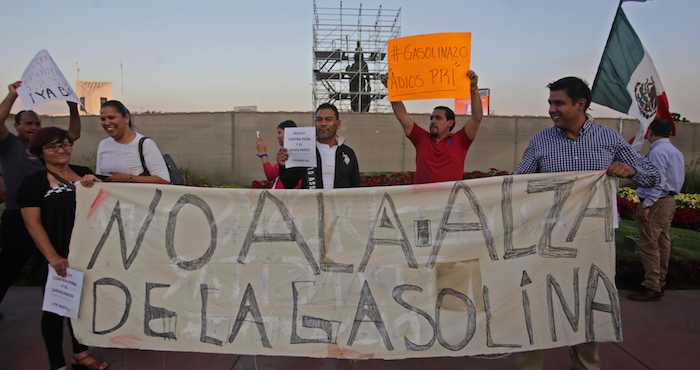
top-left (0, 81), bottom-right (81, 314)
top-left (384, 70), bottom-right (482, 184)
top-left (514, 76), bottom-right (659, 370)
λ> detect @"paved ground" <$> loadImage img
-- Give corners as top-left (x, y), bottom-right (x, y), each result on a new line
top-left (1, 287), bottom-right (698, 369)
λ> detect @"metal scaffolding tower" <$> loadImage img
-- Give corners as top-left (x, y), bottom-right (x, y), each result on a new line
top-left (312, 1), bottom-right (401, 112)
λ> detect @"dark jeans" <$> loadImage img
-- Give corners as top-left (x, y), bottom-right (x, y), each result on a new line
top-left (0, 209), bottom-right (41, 305)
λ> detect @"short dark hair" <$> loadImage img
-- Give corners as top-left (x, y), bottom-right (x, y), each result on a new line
top-left (14, 110), bottom-right (39, 126)
top-left (277, 120), bottom-right (297, 129)
top-left (316, 103), bottom-right (339, 120)
top-left (547, 76), bottom-right (592, 111)
top-left (433, 106), bottom-right (456, 131)
top-left (648, 119), bottom-right (673, 137)
top-left (28, 127), bottom-right (72, 158)
top-left (101, 99), bottom-right (133, 127)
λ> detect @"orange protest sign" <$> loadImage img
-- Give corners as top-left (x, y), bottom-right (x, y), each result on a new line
top-left (387, 32), bottom-right (471, 101)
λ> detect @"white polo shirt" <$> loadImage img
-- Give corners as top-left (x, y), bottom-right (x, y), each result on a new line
top-left (316, 137), bottom-right (345, 189)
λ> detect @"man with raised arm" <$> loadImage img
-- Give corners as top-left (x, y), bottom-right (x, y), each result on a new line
top-left (0, 81), bottom-right (81, 315)
top-left (385, 70), bottom-right (482, 184)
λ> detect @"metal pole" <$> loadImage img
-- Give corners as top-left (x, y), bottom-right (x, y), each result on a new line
top-left (120, 62), bottom-right (125, 98)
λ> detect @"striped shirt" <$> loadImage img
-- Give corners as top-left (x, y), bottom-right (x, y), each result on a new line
top-left (515, 120), bottom-right (659, 188)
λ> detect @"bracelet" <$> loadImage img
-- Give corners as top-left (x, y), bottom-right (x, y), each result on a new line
top-left (256, 153), bottom-right (268, 159)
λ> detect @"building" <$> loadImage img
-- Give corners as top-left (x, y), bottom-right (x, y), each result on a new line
top-left (75, 81), bottom-right (113, 115)
top-left (233, 105), bottom-right (258, 112)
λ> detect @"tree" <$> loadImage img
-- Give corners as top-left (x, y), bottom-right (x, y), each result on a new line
top-left (671, 112), bottom-right (690, 123)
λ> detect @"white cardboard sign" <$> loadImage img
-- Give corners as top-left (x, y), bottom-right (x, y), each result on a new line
top-left (18, 50), bottom-right (78, 109)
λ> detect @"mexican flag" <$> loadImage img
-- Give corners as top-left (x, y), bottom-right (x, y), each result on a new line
top-left (591, 3), bottom-right (674, 150)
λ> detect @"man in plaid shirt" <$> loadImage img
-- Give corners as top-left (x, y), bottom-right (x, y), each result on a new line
top-left (514, 76), bottom-right (660, 370)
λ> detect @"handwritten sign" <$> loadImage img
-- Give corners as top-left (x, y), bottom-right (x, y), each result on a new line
top-left (42, 266), bottom-right (84, 319)
top-left (387, 32), bottom-right (471, 101)
top-left (70, 172), bottom-right (621, 359)
top-left (18, 50), bottom-right (78, 109)
top-left (284, 127), bottom-right (317, 168)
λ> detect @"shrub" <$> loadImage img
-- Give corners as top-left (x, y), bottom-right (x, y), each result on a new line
top-left (617, 186), bottom-right (700, 230)
top-left (180, 168), bottom-right (211, 186)
top-left (682, 158), bottom-right (700, 194)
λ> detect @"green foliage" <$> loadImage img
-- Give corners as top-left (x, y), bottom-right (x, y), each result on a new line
top-left (180, 168), bottom-right (212, 187)
top-left (618, 186), bottom-right (700, 209)
top-left (615, 219), bottom-right (700, 262)
top-left (178, 168), bottom-right (245, 188)
top-left (671, 112), bottom-right (690, 123)
top-left (682, 158), bottom-right (700, 194)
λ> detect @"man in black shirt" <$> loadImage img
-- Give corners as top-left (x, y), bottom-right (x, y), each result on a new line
top-left (0, 81), bottom-right (81, 314)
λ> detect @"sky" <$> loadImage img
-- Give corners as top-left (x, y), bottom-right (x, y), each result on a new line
top-left (1, 0), bottom-right (699, 120)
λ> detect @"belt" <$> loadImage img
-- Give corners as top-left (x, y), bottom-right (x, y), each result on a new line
top-left (639, 194), bottom-right (674, 204)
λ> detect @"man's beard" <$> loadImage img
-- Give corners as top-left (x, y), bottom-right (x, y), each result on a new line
top-left (429, 124), bottom-right (439, 138)
top-left (317, 128), bottom-right (336, 140)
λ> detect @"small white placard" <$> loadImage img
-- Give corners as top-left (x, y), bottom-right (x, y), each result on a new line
top-left (284, 127), bottom-right (317, 168)
top-left (42, 266), bottom-right (84, 319)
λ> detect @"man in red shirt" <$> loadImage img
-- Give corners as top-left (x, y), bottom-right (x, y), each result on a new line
top-left (386, 71), bottom-right (483, 184)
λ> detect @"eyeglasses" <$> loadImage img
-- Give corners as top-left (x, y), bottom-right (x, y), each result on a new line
top-left (43, 141), bottom-right (73, 151)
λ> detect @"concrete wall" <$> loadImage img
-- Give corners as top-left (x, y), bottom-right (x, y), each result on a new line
top-left (9, 113), bottom-right (699, 186)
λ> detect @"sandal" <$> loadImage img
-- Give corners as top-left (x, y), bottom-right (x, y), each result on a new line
top-left (72, 351), bottom-right (109, 370)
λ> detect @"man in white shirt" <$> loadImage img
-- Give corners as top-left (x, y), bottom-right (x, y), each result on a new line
top-left (279, 103), bottom-right (360, 189)
top-left (629, 119), bottom-right (685, 301)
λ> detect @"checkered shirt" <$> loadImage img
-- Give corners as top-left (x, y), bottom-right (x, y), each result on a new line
top-left (515, 120), bottom-right (659, 188)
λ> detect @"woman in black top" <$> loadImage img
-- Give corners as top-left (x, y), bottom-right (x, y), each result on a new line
top-left (18, 127), bottom-right (108, 370)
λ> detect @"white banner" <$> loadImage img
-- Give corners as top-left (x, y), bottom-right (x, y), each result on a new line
top-left (18, 49), bottom-right (78, 109)
top-left (70, 171), bottom-right (621, 359)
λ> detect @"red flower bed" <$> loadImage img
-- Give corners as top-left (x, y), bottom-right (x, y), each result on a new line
top-left (617, 197), bottom-right (638, 219)
top-left (251, 179), bottom-right (273, 189)
top-left (359, 168), bottom-right (511, 187)
top-left (361, 172), bottom-right (414, 187)
top-left (252, 169), bottom-right (512, 189)
top-left (617, 197), bottom-right (700, 231)
top-left (464, 168), bottom-right (511, 179)
top-left (673, 208), bottom-right (700, 231)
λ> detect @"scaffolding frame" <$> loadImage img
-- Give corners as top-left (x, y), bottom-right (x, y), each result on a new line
top-left (312, 0), bottom-right (401, 112)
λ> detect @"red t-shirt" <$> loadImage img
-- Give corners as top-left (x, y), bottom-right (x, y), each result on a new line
top-left (408, 125), bottom-right (473, 184)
